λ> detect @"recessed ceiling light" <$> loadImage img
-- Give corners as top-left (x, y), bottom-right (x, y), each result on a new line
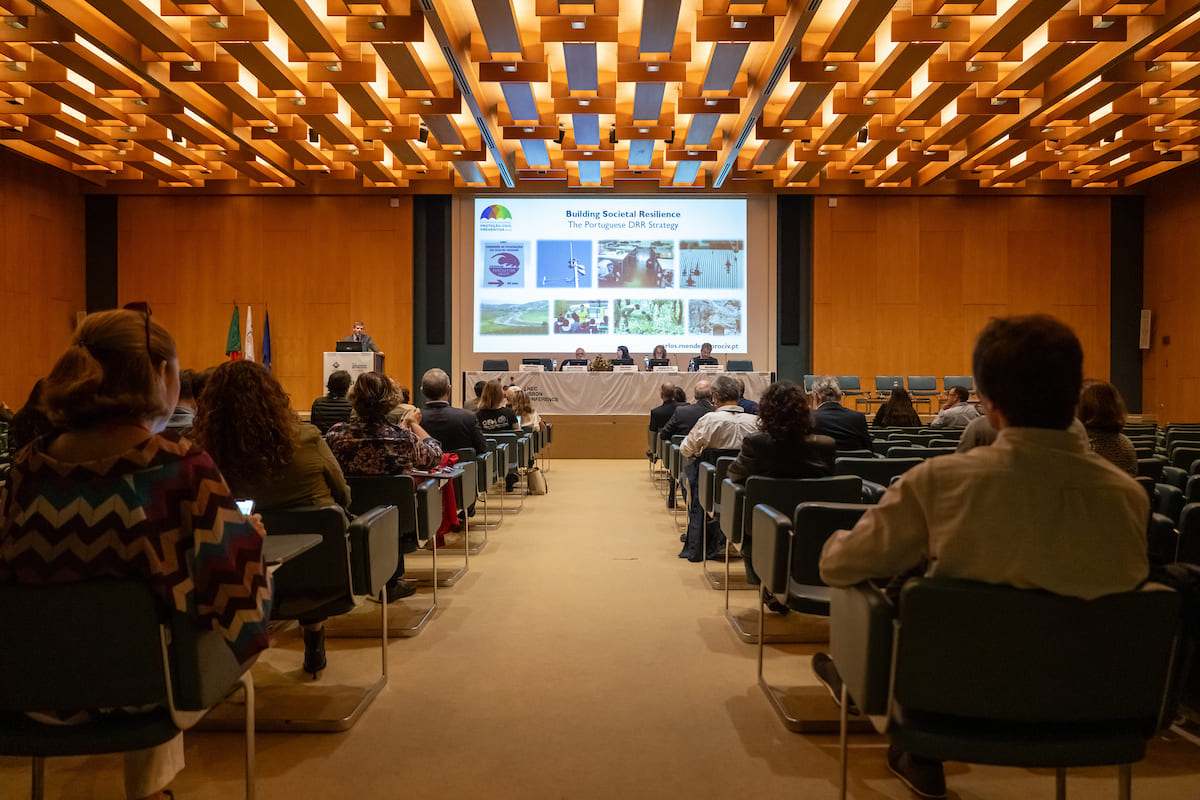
top-left (6, 17), bottom-right (28, 30)
top-left (1156, 126), bottom-right (1170, 133)
top-left (731, 19), bottom-right (747, 29)
top-left (502, 64), bottom-right (517, 72)
top-left (219, 149), bottom-right (228, 155)
top-left (579, 99), bottom-right (590, 106)
top-left (818, 150), bottom-right (827, 156)
top-left (454, 150), bottom-right (463, 155)
top-left (931, 18), bottom-right (950, 30)
top-left (704, 99), bottom-right (718, 106)
top-left (420, 99), bottom-right (433, 105)
top-left (638, 127), bottom-right (648, 133)
top-left (349, 149), bottom-right (358, 156)
top-left (583, 151), bottom-right (593, 156)
top-left (1041, 127), bottom-right (1054, 133)
top-left (326, 63), bottom-right (342, 72)
top-left (124, 126), bottom-right (136, 133)
top-left (134, 99), bottom-right (149, 106)
top-left (1149, 97), bottom-right (1163, 105)
top-left (924, 150), bottom-right (935, 156)
top-left (571, 19), bottom-right (585, 29)
top-left (863, 98), bottom-right (877, 106)
top-left (1093, 18), bottom-right (1115, 29)
top-left (524, 127), bottom-right (534, 132)
top-left (647, 64), bottom-right (660, 72)
top-left (1146, 63), bottom-right (1164, 72)
top-left (207, 16), bottom-right (226, 29)
top-left (1055, 150), bottom-right (1064, 155)
top-left (381, 126), bottom-right (392, 133)
top-left (990, 97), bottom-right (1007, 105)
top-left (823, 65), bottom-right (837, 72)
top-left (781, 127), bottom-right (793, 133)
top-left (369, 17), bottom-right (386, 29)
top-left (896, 126), bottom-right (908, 133)
top-left (291, 97), bottom-right (306, 106)
top-left (181, 62), bottom-right (201, 72)
top-left (966, 63), bottom-right (983, 72)
top-left (265, 125), bottom-right (278, 133)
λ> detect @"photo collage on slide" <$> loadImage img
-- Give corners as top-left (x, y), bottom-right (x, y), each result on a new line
top-left (478, 227), bottom-right (745, 343)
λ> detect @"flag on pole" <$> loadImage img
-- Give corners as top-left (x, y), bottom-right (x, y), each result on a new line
top-left (262, 310), bottom-right (272, 372)
top-left (244, 306), bottom-right (255, 362)
top-left (225, 306), bottom-right (242, 361)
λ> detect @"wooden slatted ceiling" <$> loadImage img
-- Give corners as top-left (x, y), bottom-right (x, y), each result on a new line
top-left (2, 0), bottom-right (1200, 191)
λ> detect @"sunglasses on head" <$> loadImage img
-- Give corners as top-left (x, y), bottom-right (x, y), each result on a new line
top-left (122, 301), bottom-right (152, 355)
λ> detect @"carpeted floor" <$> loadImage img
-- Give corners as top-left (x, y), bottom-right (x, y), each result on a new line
top-left (3, 459), bottom-right (1199, 799)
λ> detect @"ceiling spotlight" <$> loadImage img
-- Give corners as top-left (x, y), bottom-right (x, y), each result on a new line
top-left (264, 125), bottom-right (278, 133)
top-left (638, 127), bottom-right (648, 133)
top-left (292, 97), bottom-right (306, 106)
top-left (418, 125), bottom-right (429, 143)
top-left (181, 62), bottom-right (201, 72)
top-left (896, 126), bottom-right (908, 133)
top-left (704, 99), bottom-right (718, 106)
top-left (207, 16), bottom-right (226, 29)
top-left (1093, 18), bottom-right (1115, 29)
top-left (990, 97), bottom-right (1007, 105)
top-left (731, 19), bottom-right (747, 29)
top-left (369, 17), bottom-right (386, 29)
top-left (863, 97), bottom-right (877, 106)
top-left (966, 63), bottom-right (983, 72)
top-left (571, 18), bottom-right (585, 29)
top-left (6, 17), bottom-right (27, 29)
top-left (134, 98), bottom-right (149, 106)
top-left (325, 63), bottom-right (342, 72)
top-left (420, 99), bottom-right (433, 106)
top-left (502, 64), bottom-right (517, 72)
top-left (823, 64), bottom-right (838, 72)
top-left (381, 126), bottom-right (392, 133)
top-left (1041, 127), bottom-right (1054, 133)
top-left (781, 127), bottom-right (793, 133)
top-left (1146, 63), bottom-right (1164, 72)
top-left (931, 17), bottom-right (950, 30)
top-left (579, 99), bottom-right (590, 106)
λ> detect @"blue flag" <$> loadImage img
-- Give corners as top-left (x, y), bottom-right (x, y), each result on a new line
top-left (262, 310), bottom-right (272, 372)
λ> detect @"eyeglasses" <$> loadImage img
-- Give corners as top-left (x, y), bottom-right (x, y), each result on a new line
top-left (122, 301), bottom-right (152, 355)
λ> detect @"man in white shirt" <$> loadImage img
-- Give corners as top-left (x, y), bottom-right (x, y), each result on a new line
top-left (678, 375), bottom-right (759, 561)
top-left (929, 385), bottom-right (980, 428)
top-left (816, 315), bottom-right (1149, 800)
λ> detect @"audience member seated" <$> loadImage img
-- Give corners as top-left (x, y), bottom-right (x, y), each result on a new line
top-left (815, 314), bottom-right (1149, 800)
top-left (474, 380), bottom-right (519, 490)
top-left (464, 380), bottom-right (485, 412)
top-left (193, 360), bottom-right (352, 677)
top-left (310, 369), bottom-right (352, 434)
top-left (873, 386), bottom-right (922, 427)
top-left (648, 382), bottom-right (680, 433)
top-left (165, 368), bottom-right (197, 435)
top-left (660, 380), bottom-right (713, 440)
top-left (929, 385), bottom-right (980, 428)
top-left (8, 379), bottom-right (57, 455)
top-left (726, 381), bottom-right (835, 601)
top-left (420, 368), bottom-right (490, 456)
top-left (688, 342), bottom-right (715, 371)
top-left (811, 376), bottom-right (872, 452)
top-left (735, 377), bottom-right (759, 414)
top-left (1078, 379), bottom-right (1137, 476)
top-left (0, 308), bottom-right (270, 800)
top-left (678, 375), bottom-right (759, 561)
top-left (327, 371), bottom-right (442, 591)
top-left (387, 379), bottom-right (417, 424)
top-left (559, 347), bottom-right (589, 370)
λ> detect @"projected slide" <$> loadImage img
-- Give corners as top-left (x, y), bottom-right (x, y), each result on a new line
top-left (474, 198), bottom-right (747, 355)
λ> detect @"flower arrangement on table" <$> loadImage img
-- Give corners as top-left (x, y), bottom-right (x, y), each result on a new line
top-left (590, 355), bottom-right (612, 372)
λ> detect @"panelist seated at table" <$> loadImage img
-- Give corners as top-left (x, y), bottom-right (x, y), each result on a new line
top-left (611, 345), bottom-right (635, 367)
top-left (0, 308), bottom-right (271, 800)
top-left (688, 342), bottom-right (718, 371)
top-left (560, 347), bottom-right (590, 370)
top-left (193, 359), bottom-right (353, 679)
top-left (646, 344), bottom-right (673, 370)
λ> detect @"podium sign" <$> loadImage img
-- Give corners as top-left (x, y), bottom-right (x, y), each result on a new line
top-left (519, 363), bottom-right (545, 372)
top-left (650, 365), bottom-right (678, 372)
top-left (562, 365), bottom-right (589, 374)
top-left (323, 351), bottom-right (384, 392)
top-left (699, 363), bottom-right (726, 373)
top-left (613, 364), bottom-right (637, 373)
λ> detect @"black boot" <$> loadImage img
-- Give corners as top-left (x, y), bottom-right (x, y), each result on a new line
top-left (302, 627), bottom-right (326, 678)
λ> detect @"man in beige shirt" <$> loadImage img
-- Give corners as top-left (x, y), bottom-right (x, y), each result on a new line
top-left (817, 314), bottom-right (1149, 800)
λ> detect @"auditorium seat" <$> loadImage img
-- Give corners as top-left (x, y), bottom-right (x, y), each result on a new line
top-left (906, 376), bottom-right (938, 396)
top-left (944, 375), bottom-right (974, 393)
top-left (727, 359), bottom-right (754, 371)
top-left (836, 376), bottom-right (865, 396)
top-left (873, 376), bottom-right (903, 396)
top-left (481, 359), bottom-right (509, 371)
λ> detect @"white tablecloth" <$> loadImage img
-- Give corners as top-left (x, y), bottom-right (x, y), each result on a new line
top-left (463, 370), bottom-right (773, 415)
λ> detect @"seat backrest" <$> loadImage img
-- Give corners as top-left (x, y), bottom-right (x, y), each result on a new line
top-left (1172, 446), bottom-right (1200, 470)
top-left (0, 581), bottom-right (168, 713)
top-left (347, 504), bottom-right (400, 596)
top-left (943, 375), bottom-right (974, 392)
top-left (907, 376), bottom-right (937, 394)
top-left (258, 505), bottom-right (354, 620)
top-left (1138, 456), bottom-right (1167, 481)
top-left (481, 359), bottom-right (509, 371)
top-left (727, 359), bottom-right (754, 372)
top-left (874, 376), bottom-right (903, 393)
top-left (803, 374), bottom-right (816, 391)
top-left (835, 457), bottom-right (922, 486)
top-left (744, 475), bottom-right (862, 514)
top-left (791, 502), bottom-right (870, 589)
top-left (1186, 474), bottom-right (1200, 505)
top-left (1155, 483), bottom-right (1185, 524)
top-left (836, 375), bottom-right (862, 392)
top-left (346, 474), bottom-right (419, 535)
top-left (1179, 503), bottom-right (1200, 566)
top-left (894, 578), bottom-right (1178, 726)
top-left (886, 446), bottom-right (930, 459)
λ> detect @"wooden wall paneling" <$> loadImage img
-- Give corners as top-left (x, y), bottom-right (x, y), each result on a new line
top-left (811, 201), bottom-right (833, 305)
top-left (959, 198), bottom-right (1009, 304)
top-left (827, 228), bottom-right (878, 373)
top-left (0, 149), bottom-right (86, 405)
top-left (871, 304), bottom-right (922, 388)
top-left (810, 301), bottom-right (834, 374)
top-left (874, 197), bottom-right (920, 305)
top-left (916, 228), bottom-right (966, 374)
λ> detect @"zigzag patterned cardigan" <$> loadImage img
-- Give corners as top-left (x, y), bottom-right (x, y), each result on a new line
top-left (0, 432), bottom-right (271, 664)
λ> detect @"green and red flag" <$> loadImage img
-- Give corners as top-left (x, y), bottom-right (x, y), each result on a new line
top-left (225, 306), bottom-right (242, 361)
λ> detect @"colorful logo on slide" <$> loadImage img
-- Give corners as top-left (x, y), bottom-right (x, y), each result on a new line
top-left (480, 205), bottom-right (512, 220)
top-left (489, 251), bottom-right (521, 277)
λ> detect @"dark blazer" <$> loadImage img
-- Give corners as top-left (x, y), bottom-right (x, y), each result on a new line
top-left (812, 402), bottom-right (872, 452)
top-left (421, 401), bottom-right (490, 455)
top-left (660, 401), bottom-right (715, 439)
top-left (726, 432), bottom-right (836, 484)
top-left (344, 333), bottom-right (379, 353)
top-left (649, 401), bottom-right (681, 432)
top-left (737, 397), bottom-right (759, 414)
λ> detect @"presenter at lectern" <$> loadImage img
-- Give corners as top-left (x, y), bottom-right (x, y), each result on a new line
top-left (346, 320), bottom-right (381, 354)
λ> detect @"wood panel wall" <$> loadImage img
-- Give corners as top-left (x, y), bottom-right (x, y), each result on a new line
top-left (118, 196), bottom-right (414, 407)
top-left (1144, 165), bottom-right (1200, 423)
top-left (812, 195), bottom-right (1112, 393)
top-left (0, 148), bottom-right (86, 406)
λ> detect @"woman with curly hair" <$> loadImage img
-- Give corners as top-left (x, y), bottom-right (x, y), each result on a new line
top-left (327, 371), bottom-right (442, 476)
top-left (1077, 379), bottom-right (1137, 476)
top-left (0, 308), bottom-right (270, 800)
top-left (726, 380), bottom-right (836, 603)
top-left (873, 385), bottom-right (922, 428)
top-left (192, 359), bottom-right (350, 677)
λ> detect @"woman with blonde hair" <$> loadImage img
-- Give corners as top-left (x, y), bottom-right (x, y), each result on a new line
top-left (0, 307), bottom-right (270, 800)
top-left (505, 385), bottom-right (543, 431)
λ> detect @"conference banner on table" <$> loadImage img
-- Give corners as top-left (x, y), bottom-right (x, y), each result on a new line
top-left (474, 198), bottom-right (748, 355)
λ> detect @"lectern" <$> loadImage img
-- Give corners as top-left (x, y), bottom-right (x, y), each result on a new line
top-left (323, 351), bottom-right (384, 390)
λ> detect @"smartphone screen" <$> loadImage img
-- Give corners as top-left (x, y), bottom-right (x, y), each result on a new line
top-left (235, 499), bottom-right (255, 516)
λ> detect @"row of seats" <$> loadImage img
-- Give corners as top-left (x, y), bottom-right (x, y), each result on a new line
top-left (646, 430), bottom-right (1188, 800)
top-left (481, 358), bottom-right (757, 371)
top-left (802, 375), bottom-right (974, 396)
top-left (0, 423), bottom-right (553, 799)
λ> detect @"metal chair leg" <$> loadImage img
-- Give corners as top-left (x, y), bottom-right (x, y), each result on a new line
top-left (31, 756), bottom-right (45, 800)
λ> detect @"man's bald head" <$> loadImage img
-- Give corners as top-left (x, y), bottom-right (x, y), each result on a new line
top-left (694, 379), bottom-right (712, 402)
top-left (421, 368), bottom-right (451, 401)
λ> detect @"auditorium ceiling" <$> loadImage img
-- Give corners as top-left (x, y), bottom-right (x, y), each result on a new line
top-left (3, 0), bottom-right (1200, 192)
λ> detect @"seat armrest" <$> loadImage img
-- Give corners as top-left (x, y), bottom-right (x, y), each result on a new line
top-left (861, 479), bottom-right (887, 504)
top-left (414, 478), bottom-right (441, 540)
top-left (830, 582), bottom-right (897, 720)
top-left (751, 504), bottom-right (792, 594)
top-left (699, 461), bottom-right (717, 513)
top-left (719, 478), bottom-right (746, 544)
top-left (348, 504), bottom-right (400, 596)
top-left (167, 613), bottom-right (255, 712)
